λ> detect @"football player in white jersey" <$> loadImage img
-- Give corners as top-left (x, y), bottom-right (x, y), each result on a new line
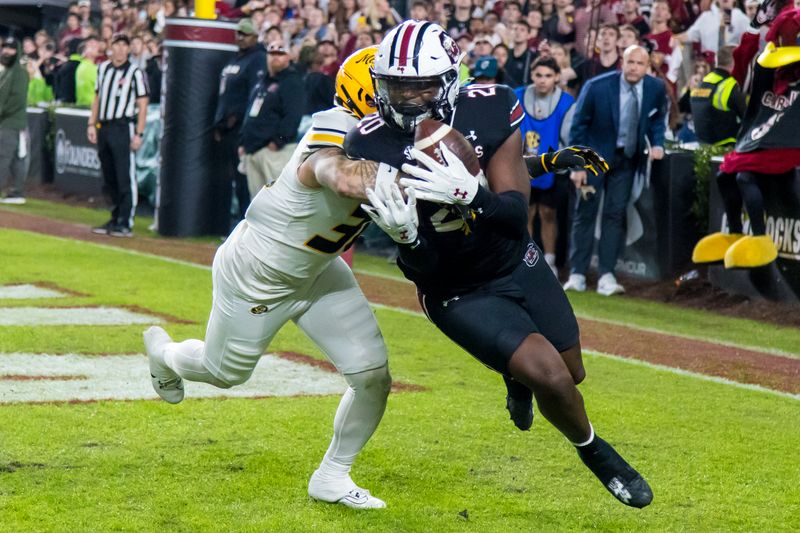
top-left (143, 47), bottom-right (394, 510)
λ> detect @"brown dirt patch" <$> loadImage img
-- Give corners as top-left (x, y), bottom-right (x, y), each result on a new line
top-left (3, 209), bottom-right (798, 396)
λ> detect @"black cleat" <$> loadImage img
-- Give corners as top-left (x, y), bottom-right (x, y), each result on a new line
top-left (503, 376), bottom-right (533, 431)
top-left (576, 436), bottom-right (653, 508)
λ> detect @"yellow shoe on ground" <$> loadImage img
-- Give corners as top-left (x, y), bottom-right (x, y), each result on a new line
top-left (723, 235), bottom-right (778, 269)
top-left (692, 233), bottom-right (744, 264)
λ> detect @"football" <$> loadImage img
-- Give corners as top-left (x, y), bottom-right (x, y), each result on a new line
top-left (413, 118), bottom-right (481, 176)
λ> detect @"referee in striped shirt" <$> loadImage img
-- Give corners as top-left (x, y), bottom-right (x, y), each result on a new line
top-left (87, 33), bottom-right (148, 237)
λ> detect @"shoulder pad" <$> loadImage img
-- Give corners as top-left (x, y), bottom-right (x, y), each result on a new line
top-left (307, 108), bottom-right (357, 151)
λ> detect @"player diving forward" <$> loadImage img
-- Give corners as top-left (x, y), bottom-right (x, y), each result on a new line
top-left (349, 21), bottom-right (653, 508)
top-left (143, 47), bottom-right (394, 509)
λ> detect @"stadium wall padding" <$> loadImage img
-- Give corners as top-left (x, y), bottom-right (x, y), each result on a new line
top-left (159, 18), bottom-right (237, 236)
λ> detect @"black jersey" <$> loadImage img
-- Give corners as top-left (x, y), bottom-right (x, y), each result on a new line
top-left (345, 84), bottom-right (527, 297)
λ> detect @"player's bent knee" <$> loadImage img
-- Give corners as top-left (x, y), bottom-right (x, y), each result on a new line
top-left (344, 364), bottom-right (392, 396)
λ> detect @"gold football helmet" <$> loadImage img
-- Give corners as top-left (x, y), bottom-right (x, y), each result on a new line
top-left (335, 46), bottom-right (378, 118)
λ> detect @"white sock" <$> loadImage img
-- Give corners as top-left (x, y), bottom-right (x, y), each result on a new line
top-left (317, 365), bottom-right (390, 480)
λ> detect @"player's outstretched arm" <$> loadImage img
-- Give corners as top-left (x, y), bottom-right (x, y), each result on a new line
top-left (298, 147), bottom-right (380, 200)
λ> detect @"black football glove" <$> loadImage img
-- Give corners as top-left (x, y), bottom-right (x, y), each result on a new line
top-left (525, 146), bottom-right (610, 177)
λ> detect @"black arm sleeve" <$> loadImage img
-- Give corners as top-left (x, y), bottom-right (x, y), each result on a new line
top-left (397, 235), bottom-right (439, 275)
top-left (469, 186), bottom-right (528, 239)
top-left (523, 154), bottom-right (547, 177)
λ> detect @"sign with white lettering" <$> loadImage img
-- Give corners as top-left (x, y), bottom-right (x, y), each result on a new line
top-left (52, 108), bottom-right (103, 196)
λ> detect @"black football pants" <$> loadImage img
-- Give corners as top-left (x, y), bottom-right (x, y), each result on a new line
top-left (97, 119), bottom-right (137, 228)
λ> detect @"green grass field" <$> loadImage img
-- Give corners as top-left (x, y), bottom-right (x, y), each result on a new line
top-left (1, 227), bottom-right (799, 532)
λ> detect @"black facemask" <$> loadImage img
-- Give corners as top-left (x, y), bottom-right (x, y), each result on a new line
top-left (0, 52), bottom-right (16, 66)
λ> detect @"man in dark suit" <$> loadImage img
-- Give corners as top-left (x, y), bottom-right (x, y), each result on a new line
top-left (565, 45), bottom-right (667, 296)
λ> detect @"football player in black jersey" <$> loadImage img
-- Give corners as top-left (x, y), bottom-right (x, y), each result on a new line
top-left (346, 20), bottom-right (652, 509)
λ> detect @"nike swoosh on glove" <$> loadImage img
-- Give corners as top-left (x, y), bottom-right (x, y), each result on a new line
top-left (400, 144), bottom-right (482, 205)
top-left (361, 183), bottom-right (419, 245)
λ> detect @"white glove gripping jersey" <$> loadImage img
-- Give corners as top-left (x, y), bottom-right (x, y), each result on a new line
top-left (239, 107), bottom-right (369, 286)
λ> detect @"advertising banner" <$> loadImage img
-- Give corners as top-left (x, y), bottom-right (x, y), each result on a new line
top-left (52, 108), bottom-right (103, 196)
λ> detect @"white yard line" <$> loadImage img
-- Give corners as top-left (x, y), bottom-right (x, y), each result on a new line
top-left (0, 307), bottom-right (160, 326)
top-left (0, 284), bottom-right (66, 299)
top-left (0, 353), bottom-right (346, 403)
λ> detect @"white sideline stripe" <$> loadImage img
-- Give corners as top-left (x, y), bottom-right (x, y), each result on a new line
top-left (585, 350), bottom-right (800, 402)
top-left (16, 233), bottom-right (797, 358)
top-left (0, 285), bottom-right (66, 299)
top-left (371, 303), bottom-right (800, 401)
top-left (0, 307), bottom-right (160, 326)
top-left (0, 353), bottom-right (346, 403)
top-left (575, 312), bottom-right (800, 359)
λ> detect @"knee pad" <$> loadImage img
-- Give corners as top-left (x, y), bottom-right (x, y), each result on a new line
top-left (343, 364), bottom-right (392, 397)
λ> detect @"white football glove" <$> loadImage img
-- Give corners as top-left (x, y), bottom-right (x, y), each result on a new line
top-left (361, 183), bottom-right (419, 245)
top-left (399, 144), bottom-right (483, 205)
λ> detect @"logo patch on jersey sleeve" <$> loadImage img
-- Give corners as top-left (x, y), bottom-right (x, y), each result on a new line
top-left (523, 243), bottom-right (539, 267)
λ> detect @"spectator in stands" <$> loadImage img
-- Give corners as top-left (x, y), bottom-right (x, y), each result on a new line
top-left (619, 0), bottom-right (651, 36)
top-left (77, 0), bottom-right (96, 30)
top-left (26, 53), bottom-right (54, 105)
top-left (448, 0), bottom-right (475, 34)
top-left (238, 42), bottom-right (305, 199)
top-left (53, 38), bottom-right (83, 103)
top-left (129, 35), bottom-right (149, 70)
top-left (566, 45), bottom-right (667, 296)
top-left (145, 41), bottom-right (162, 104)
top-left (618, 24), bottom-right (640, 51)
top-left (214, 18), bottom-right (266, 224)
top-left (677, 0), bottom-right (750, 55)
top-left (579, 23), bottom-right (621, 83)
top-left (470, 54), bottom-right (499, 83)
top-left (76, 36), bottom-right (100, 107)
top-left (516, 56), bottom-right (576, 276)
top-left (316, 40), bottom-right (340, 77)
top-left (301, 7), bottom-right (336, 42)
top-left (0, 37), bottom-right (30, 204)
top-left (409, 0), bottom-right (431, 21)
top-left (505, 20), bottom-right (537, 88)
top-left (304, 49), bottom-right (336, 115)
top-left (544, 0), bottom-right (576, 44)
top-left (60, 13), bottom-right (84, 54)
top-left (333, 0), bottom-right (358, 34)
top-left (492, 42), bottom-right (510, 74)
top-left (573, 0), bottom-right (617, 57)
top-left (644, 0), bottom-right (683, 85)
top-left (549, 41), bottom-right (578, 93)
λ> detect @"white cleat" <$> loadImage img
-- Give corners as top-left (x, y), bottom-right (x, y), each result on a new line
top-left (144, 326), bottom-right (184, 404)
top-left (563, 273), bottom-right (587, 292)
top-left (597, 273), bottom-right (625, 296)
top-left (308, 470), bottom-right (386, 509)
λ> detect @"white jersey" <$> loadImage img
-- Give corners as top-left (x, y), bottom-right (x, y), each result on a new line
top-left (239, 107), bottom-right (367, 284)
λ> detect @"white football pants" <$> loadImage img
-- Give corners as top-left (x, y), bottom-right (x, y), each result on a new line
top-left (161, 227), bottom-right (390, 472)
